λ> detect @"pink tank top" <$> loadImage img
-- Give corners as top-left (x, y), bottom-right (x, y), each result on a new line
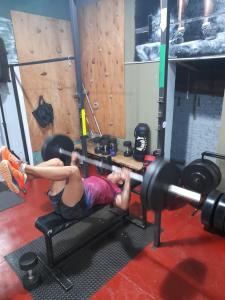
top-left (83, 176), bottom-right (121, 208)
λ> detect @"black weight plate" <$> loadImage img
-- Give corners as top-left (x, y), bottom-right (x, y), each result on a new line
top-left (201, 190), bottom-right (223, 228)
top-left (204, 160), bottom-right (222, 189)
top-left (203, 160), bottom-right (219, 193)
top-left (213, 193), bottom-right (225, 232)
top-left (141, 158), bottom-right (159, 209)
top-left (182, 159), bottom-right (216, 194)
top-left (141, 159), bottom-right (181, 211)
top-left (41, 134), bottom-right (74, 165)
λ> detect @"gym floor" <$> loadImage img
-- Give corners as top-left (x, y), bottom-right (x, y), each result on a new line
top-left (0, 166), bottom-right (224, 300)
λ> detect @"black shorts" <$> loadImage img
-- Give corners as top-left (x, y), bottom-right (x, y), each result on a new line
top-left (49, 189), bottom-right (88, 220)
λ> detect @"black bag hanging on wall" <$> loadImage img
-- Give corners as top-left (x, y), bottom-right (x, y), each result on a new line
top-left (32, 96), bottom-right (54, 128)
top-left (133, 123), bottom-right (150, 162)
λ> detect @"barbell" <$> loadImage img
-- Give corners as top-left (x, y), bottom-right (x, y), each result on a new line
top-left (41, 135), bottom-right (203, 210)
top-left (41, 135), bottom-right (225, 233)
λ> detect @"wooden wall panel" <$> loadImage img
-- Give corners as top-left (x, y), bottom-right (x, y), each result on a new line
top-left (11, 11), bottom-right (80, 151)
top-left (79, 0), bottom-right (125, 137)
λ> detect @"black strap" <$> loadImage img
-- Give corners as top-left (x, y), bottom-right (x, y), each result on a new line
top-left (39, 95), bottom-right (45, 105)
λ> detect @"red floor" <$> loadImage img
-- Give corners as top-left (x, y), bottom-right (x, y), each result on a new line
top-left (0, 168), bottom-right (225, 300)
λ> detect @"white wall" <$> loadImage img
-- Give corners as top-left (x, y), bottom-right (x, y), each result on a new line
top-left (0, 82), bottom-right (24, 158)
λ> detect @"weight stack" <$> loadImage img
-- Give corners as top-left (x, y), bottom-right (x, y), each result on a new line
top-left (133, 123), bottom-right (150, 162)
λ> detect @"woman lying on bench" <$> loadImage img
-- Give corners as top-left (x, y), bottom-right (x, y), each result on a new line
top-left (0, 146), bottom-right (131, 220)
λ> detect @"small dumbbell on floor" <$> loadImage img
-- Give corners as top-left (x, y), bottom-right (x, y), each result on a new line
top-left (19, 252), bottom-right (42, 291)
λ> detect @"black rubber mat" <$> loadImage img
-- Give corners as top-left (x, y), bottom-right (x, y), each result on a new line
top-left (5, 216), bottom-right (154, 299)
top-left (0, 183), bottom-right (24, 212)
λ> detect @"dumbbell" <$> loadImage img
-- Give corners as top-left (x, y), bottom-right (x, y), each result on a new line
top-left (19, 252), bottom-right (42, 291)
top-left (93, 136), bottom-right (101, 154)
top-left (109, 137), bottom-right (117, 156)
top-left (100, 137), bottom-right (110, 155)
top-left (123, 141), bottom-right (133, 157)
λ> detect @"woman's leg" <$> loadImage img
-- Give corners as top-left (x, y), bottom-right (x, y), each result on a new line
top-left (25, 164), bottom-right (79, 181)
top-left (36, 158), bottom-right (64, 167)
top-left (24, 163), bottom-right (84, 207)
top-left (26, 158), bottom-right (64, 180)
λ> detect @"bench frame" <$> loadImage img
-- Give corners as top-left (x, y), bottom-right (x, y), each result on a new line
top-left (34, 204), bottom-right (146, 291)
top-left (35, 206), bottom-right (105, 268)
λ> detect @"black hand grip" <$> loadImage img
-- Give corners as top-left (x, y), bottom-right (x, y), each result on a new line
top-left (201, 151), bottom-right (225, 161)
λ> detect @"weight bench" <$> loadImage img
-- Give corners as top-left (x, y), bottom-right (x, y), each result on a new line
top-left (35, 205), bottom-right (127, 268)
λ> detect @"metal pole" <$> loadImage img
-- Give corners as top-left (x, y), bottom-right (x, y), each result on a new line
top-left (153, 211), bottom-right (162, 247)
top-left (69, 0), bottom-right (88, 177)
top-left (0, 94), bottom-right (10, 148)
top-left (157, 0), bottom-right (170, 157)
top-left (9, 66), bottom-right (30, 164)
top-left (82, 83), bottom-right (102, 136)
top-left (9, 56), bottom-right (75, 67)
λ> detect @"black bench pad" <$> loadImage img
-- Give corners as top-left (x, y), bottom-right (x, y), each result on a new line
top-left (35, 206), bottom-right (104, 237)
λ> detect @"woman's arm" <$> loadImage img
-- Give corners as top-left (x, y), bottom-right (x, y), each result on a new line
top-left (114, 168), bottom-right (131, 211)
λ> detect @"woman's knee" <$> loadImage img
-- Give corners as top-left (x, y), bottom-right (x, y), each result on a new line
top-left (68, 166), bottom-right (81, 178)
top-left (51, 158), bottom-right (64, 167)
top-left (37, 158), bottom-right (64, 167)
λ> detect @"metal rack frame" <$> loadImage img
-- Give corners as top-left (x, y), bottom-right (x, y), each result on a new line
top-left (9, 56), bottom-right (76, 164)
top-left (155, 0), bottom-right (170, 247)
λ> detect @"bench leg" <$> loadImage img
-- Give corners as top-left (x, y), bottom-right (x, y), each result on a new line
top-left (44, 235), bottom-right (55, 268)
top-left (38, 253), bottom-right (73, 291)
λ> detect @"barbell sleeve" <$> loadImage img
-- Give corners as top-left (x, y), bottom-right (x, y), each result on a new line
top-left (168, 185), bottom-right (202, 207)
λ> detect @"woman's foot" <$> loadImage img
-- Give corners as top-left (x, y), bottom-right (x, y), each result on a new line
top-left (0, 146), bottom-right (23, 170)
top-left (0, 160), bottom-right (27, 194)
